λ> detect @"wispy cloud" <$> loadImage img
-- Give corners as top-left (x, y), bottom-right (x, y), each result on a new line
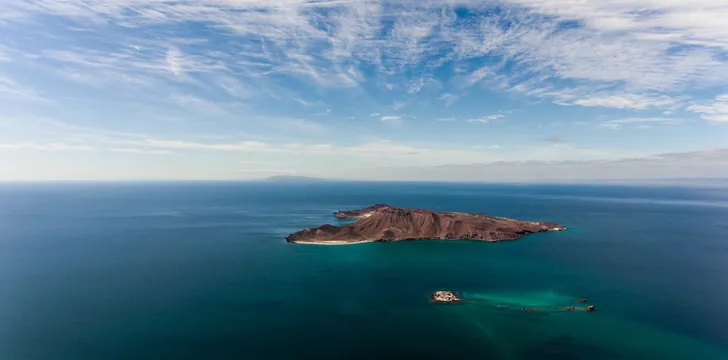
top-left (108, 148), bottom-right (174, 155)
top-left (312, 109), bottom-right (331, 116)
top-left (143, 139), bottom-right (269, 152)
top-left (168, 93), bottom-right (235, 116)
top-left (598, 123), bottom-right (623, 130)
top-left (439, 93), bottom-right (459, 107)
top-left (292, 98), bottom-right (313, 107)
top-left (239, 160), bottom-right (276, 165)
top-left (0, 45), bottom-right (12, 62)
top-left (0, 76), bottom-right (49, 103)
top-left (165, 47), bottom-right (185, 77)
top-left (391, 102), bottom-right (406, 110)
top-left (599, 117), bottom-right (683, 130)
top-left (541, 135), bottom-right (566, 144)
top-left (6, 0), bottom-right (725, 110)
top-left (0, 142), bottom-right (93, 151)
top-left (277, 118), bottom-right (326, 135)
top-left (467, 118), bottom-right (490, 124)
top-left (467, 114), bottom-right (504, 124)
top-left (217, 76), bottom-right (247, 98)
top-left (0, 115), bottom-right (150, 143)
top-left (687, 94), bottom-right (728, 122)
top-left (380, 116), bottom-right (402, 121)
top-left (236, 169), bottom-right (296, 174)
top-left (571, 94), bottom-right (679, 110)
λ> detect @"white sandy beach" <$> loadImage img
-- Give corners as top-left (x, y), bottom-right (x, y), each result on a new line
top-left (292, 240), bottom-right (374, 246)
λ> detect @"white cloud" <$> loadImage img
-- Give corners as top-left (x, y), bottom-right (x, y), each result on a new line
top-left (278, 118), bottom-right (326, 135)
top-left (108, 148), bottom-right (174, 155)
top-left (0, 76), bottom-right (48, 103)
top-left (280, 143), bottom-right (333, 153)
top-left (40, 45), bottom-right (224, 90)
top-left (391, 101), bottom-right (406, 110)
top-left (598, 117), bottom-right (684, 130)
top-left (168, 93), bottom-right (235, 116)
top-left (598, 117), bottom-right (683, 129)
top-left (598, 123), bottom-right (623, 130)
top-left (239, 160), bottom-right (276, 165)
top-left (370, 112), bottom-right (381, 117)
top-left (236, 169), bottom-right (296, 174)
top-left (436, 118), bottom-right (457, 122)
top-left (603, 117), bottom-right (683, 126)
top-left (0, 142), bottom-right (93, 151)
top-left (166, 47), bottom-right (184, 77)
top-left (572, 94), bottom-right (679, 110)
top-left (293, 98), bottom-right (313, 107)
top-left (4, 0), bottom-right (728, 111)
top-left (312, 109), bottom-right (331, 116)
top-left (143, 139), bottom-right (269, 152)
top-left (128, 138), bottom-right (335, 155)
top-left (687, 94), bottom-right (728, 122)
top-left (218, 76), bottom-right (247, 98)
top-left (0, 115), bottom-right (150, 143)
top-left (380, 116), bottom-right (402, 121)
top-left (0, 45), bottom-right (12, 62)
top-left (439, 93), bottom-right (459, 107)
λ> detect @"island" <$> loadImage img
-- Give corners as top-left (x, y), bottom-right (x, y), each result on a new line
top-left (431, 291), bottom-right (461, 303)
top-left (286, 204), bottom-right (566, 245)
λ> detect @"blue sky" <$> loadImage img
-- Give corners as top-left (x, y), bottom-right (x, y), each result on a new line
top-left (1, 0), bottom-right (728, 181)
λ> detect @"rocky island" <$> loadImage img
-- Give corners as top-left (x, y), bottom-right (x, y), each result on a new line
top-left (431, 291), bottom-right (461, 303)
top-left (286, 204), bottom-right (566, 245)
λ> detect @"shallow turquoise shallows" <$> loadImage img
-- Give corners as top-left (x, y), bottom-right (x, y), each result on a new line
top-left (2, 182), bottom-right (728, 359)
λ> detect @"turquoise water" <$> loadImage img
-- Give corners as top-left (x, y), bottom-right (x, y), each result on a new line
top-left (1, 182), bottom-right (728, 359)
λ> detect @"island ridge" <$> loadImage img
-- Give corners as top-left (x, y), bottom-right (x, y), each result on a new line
top-left (286, 204), bottom-right (566, 245)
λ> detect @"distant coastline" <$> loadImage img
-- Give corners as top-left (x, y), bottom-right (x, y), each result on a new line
top-left (264, 175), bottom-right (333, 183)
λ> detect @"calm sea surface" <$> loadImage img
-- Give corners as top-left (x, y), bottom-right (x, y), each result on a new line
top-left (2, 182), bottom-right (728, 359)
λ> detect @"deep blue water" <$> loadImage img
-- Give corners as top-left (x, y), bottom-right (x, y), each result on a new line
top-left (1, 182), bottom-right (728, 359)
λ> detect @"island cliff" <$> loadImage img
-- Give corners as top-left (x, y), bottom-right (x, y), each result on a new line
top-left (286, 204), bottom-right (566, 245)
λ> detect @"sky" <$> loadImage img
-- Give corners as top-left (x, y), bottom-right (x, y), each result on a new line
top-left (1, 0), bottom-right (728, 181)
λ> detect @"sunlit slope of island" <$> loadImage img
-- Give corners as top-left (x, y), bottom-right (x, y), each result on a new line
top-left (286, 205), bottom-right (565, 245)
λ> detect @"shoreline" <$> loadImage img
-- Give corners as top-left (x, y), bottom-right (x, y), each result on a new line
top-left (292, 240), bottom-right (374, 246)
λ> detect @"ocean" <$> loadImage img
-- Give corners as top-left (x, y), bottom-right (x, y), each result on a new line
top-left (1, 181), bottom-right (728, 359)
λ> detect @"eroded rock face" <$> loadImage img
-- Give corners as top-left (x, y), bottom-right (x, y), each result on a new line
top-left (287, 205), bottom-right (566, 244)
top-left (431, 291), bottom-right (461, 303)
